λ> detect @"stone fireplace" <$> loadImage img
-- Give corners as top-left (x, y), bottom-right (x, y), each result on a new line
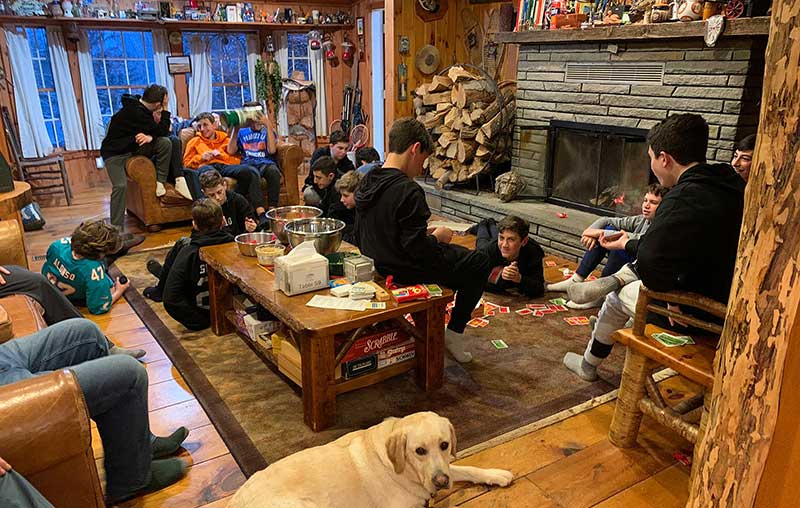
top-left (512, 36), bottom-right (766, 201)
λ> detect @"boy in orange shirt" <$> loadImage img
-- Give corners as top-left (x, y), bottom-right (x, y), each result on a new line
top-left (182, 112), bottom-right (268, 222)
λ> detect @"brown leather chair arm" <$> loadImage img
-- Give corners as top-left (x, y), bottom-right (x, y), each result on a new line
top-left (125, 155), bottom-right (158, 196)
top-left (0, 295), bottom-right (46, 342)
top-left (276, 141), bottom-right (302, 205)
top-left (0, 370), bottom-right (94, 476)
top-left (0, 220), bottom-right (26, 268)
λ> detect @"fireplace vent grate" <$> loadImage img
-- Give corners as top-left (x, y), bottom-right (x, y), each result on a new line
top-left (565, 63), bottom-right (665, 85)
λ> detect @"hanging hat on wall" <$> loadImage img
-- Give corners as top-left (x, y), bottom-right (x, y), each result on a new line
top-left (415, 44), bottom-right (440, 75)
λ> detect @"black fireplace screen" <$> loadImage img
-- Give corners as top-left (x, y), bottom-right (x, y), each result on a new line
top-left (546, 121), bottom-right (655, 216)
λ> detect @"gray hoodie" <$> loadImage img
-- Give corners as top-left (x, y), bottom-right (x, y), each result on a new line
top-left (588, 214), bottom-right (650, 241)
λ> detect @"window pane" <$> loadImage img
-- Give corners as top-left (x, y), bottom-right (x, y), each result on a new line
top-left (41, 59), bottom-right (54, 89)
top-left (89, 31), bottom-right (103, 57)
top-left (106, 60), bottom-right (127, 85)
top-left (33, 60), bottom-right (44, 89)
top-left (45, 122), bottom-right (56, 146)
top-left (93, 60), bottom-right (107, 86)
top-left (55, 120), bottom-right (65, 148)
top-left (225, 86), bottom-right (244, 109)
top-left (50, 92), bottom-right (60, 118)
top-left (110, 89), bottom-right (127, 111)
top-left (123, 32), bottom-right (143, 58)
top-left (39, 93), bottom-right (52, 120)
top-left (212, 86), bottom-right (225, 110)
top-left (222, 58), bottom-right (239, 84)
top-left (146, 60), bottom-right (156, 83)
top-left (294, 60), bottom-right (309, 81)
top-left (211, 59), bottom-right (222, 83)
top-left (243, 86), bottom-right (251, 102)
top-left (127, 60), bottom-right (147, 86)
top-left (98, 89), bottom-right (111, 116)
top-left (143, 32), bottom-right (153, 56)
top-left (102, 31), bottom-right (123, 58)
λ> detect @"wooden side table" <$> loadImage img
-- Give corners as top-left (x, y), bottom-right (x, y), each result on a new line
top-left (0, 181), bottom-right (33, 268)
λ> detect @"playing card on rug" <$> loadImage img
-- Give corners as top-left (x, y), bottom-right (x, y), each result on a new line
top-left (527, 303), bottom-right (548, 310)
top-left (549, 298), bottom-right (568, 306)
top-left (491, 339), bottom-right (508, 349)
top-left (539, 308), bottom-right (556, 315)
top-left (532, 310), bottom-right (546, 317)
top-left (564, 317), bottom-right (578, 325)
top-left (499, 306), bottom-right (510, 314)
top-left (483, 310), bottom-right (496, 317)
top-left (545, 260), bottom-right (557, 267)
top-left (572, 316), bottom-right (591, 325)
top-left (467, 318), bottom-right (489, 328)
top-left (515, 308), bottom-right (533, 316)
top-left (547, 304), bottom-right (568, 312)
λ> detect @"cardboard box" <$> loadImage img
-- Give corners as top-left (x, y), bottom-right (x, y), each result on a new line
top-left (278, 339), bottom-right (302, 386)
top-left (274, 241), bottom-right (329, 296)
top-left (336, 326), bottom-right (409, 363)
top-left (242, 313), bottom-right (280, 341)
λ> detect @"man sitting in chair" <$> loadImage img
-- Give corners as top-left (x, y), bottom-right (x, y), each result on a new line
top-left (563, 113), bottom-right (745, 381)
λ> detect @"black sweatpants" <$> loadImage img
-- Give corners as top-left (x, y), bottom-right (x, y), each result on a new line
top-left (427, 244), bottom-right (491, 334)
top-left (0, 265), bottom-right (83, 324)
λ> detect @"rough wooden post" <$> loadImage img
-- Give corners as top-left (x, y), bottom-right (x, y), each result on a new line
top-left (687, 3), bottom-right (800, 507)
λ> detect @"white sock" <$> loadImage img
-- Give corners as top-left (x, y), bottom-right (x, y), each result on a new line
top-left (174, 177), bottom-right (193, 200)
top-left (547, 273), bottom-right (585, 292)
top-left (445, 329), bottom-right (472, 363)
top-left (155, 181), bottom-right (166, 197)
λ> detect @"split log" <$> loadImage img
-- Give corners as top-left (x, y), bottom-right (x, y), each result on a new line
top-left (457, 139), bottom-right (476, 163)
top-left (434, 170), bottom-right (452, 190)
top-left (461, 126), bottom-right (479, 139)
top-left (436, 102), bottom-right (453, 112)
top-left (454, 80), bottom-right (495, 109)
top-left (476, 145), bottom-right (491, 158)
top-left (445, 142), bottom-right (458, 159)
top-left (480, 99), bottom-right (515, 139)
top-left (423, 91), bottom-right (451, 106)
top-left (438, 131), bottom-right (458, 149)
top-left (422, 109), bottom-right (448, 129)
top-left (428, 75), bottom-right (453, 93)
top-left (414, 83), bottom-right (430, 96)
top-left (447, 65), bottom-right (480, 83)
top-left (444, 107), bottom-right (460, 129)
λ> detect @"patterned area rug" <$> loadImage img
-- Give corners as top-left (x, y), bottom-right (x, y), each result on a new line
top-left (114, 248), bottom-right (624, 475)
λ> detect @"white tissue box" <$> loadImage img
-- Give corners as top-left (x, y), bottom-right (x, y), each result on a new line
top-left (274, 241), bottom-right (330, 296)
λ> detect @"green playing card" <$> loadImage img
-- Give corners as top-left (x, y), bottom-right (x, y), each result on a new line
top-left (491, 339), bottom-right (508, 349)
top-left (549, 298), bottom-right (568, 306)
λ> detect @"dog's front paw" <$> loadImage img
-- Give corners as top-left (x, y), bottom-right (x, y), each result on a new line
top-left (484, 468), bottom-right (514, 487)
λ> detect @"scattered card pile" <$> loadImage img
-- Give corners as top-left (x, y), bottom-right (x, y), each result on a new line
top-left (652, 332), bottom-right (695, 347)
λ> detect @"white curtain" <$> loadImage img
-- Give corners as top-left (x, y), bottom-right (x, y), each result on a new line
top-left (246, 33), bottom-right (259, 103)
top-left (188, 35), bottom-right (212, 116)
top-left (152, 29), bottom-right (177, 115)
top-left (4, 26), bottom-right (53, 157)
top-left (77, 31), bottom-right (105, 150)
top-left (274, 31), bottom-right (289, 137)
top-left (45, 27), bottom-right (85, 151)
top-left (308, 39), bottom-right (327, 137)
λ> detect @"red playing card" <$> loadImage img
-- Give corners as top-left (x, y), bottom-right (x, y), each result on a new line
top-left (527, 303), bottom-right (548, 310)
top-left (545, 260), bottom-right (557, 267)
top-left (484, 302), bottom-right (500, 310)
top-left (467, 318), bottom-right (488, 328)
top-left (515, 308), bottom-right (533, 316)
top-left (539, 308), bottom-right (556, 315)
top-left (552, 305), bottom-right (568, 312)
top-left (532, 310), bottom-right (545, 317)
top-left (488, 266), bottom-right (503, 284)
top-left (573, 316), bottom-right (591, 325)
top-left (673, 452), bottom-right (692, 466)
top-left (499, 306), bottom-right (510, 314)
top-left (564, 317), bottom-right (579, 326)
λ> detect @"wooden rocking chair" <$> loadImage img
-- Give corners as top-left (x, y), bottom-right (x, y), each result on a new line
top-left (1, 106), bottom-right (72, 205)
top-left (608, 285), bottom-right (726, 480)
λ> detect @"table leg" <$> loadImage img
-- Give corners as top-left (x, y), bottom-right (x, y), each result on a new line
top-left (301, 333), bottom-right (336, 431)
top-left (411, 303), bottom-right (446, 392)
top-left (207, 265), bottom-right (233, 336)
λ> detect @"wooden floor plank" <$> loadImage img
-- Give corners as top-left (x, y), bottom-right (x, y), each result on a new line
top-left (108, 327), bottom-right (158, 348)
top-left (138, 342), bottom-right (169, 364)
top-left (149, 379), bottom-right (195, 412)
top-left (176, 424), bottom-right (231, 466)
top-left (148, 399), bottom-right (213, 437)
top-left (93, 313), bottom-right (146, 335)
top-left (592, 464), bottom-right (689, 508)
top-left (145, 359), bottom-right (180, 385)
top-left (458, 477), bottom-right (560, 508)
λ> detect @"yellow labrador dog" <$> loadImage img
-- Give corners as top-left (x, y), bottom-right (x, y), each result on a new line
top-left (228, 412), bottom-right (513, 508)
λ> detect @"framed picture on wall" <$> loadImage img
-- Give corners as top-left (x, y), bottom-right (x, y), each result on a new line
top-left (167, 55), bottom-right (192, 74)
top-left (356, 17), bottom-right (365, 36)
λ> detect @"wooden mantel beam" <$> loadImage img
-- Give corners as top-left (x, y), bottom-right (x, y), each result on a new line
top-left (687, 4), bottom-right (800, 508)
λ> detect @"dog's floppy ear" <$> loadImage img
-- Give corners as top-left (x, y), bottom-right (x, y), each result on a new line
top-left (447, 421), bottom-right (458, 461)
top-left (386, 431), bottom-right (407, 474)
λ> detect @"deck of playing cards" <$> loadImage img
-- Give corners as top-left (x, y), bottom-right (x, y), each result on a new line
top-left (652, 332), bottom-right (695, 347)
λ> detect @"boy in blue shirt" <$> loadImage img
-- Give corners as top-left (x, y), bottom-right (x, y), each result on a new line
top-left (226, 101), bottom-right (281, 211)
top-left (42, 220), bottom-right (130, 315)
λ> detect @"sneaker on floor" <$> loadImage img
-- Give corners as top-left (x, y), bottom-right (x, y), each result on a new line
top-left (105, 458), bottom-right (188, 505)
top-left (566, 298), bottom-right (603, 310)
top-left (109, 345), bottom-right (147, 360)
top-left (147, 259), bottom-right (163, 279)
top-left (143, 286), bottom-right (163, 302)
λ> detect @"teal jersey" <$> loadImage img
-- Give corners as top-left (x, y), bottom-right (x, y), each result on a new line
top-left (41, 237), bottom-right (114, 314)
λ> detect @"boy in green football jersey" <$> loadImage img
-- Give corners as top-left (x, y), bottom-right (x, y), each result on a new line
top-left (42, 220), bottom-right (130, 315)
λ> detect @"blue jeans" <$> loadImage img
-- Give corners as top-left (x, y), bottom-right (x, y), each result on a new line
top-left (0, 319), bottom-right (152, 500)
top-left (251, 162), bottom-right (281, 208)
top-left (575, 226), bottom-right (635, 279)
top-left (0, 470), bottom-right (53, 508)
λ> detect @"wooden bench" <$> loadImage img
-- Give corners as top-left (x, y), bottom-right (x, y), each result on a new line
top-left (608, 285), bottom-right (726, 481)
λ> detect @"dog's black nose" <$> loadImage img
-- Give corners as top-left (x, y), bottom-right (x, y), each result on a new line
top-left (433, 473), bottom-right (450, 489)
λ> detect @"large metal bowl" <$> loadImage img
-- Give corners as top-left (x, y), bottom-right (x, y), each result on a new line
top-left (235, 232), bottom-right (277, 257)
top-left (285, 218), bottom-right (345, 255)
top-left (267, 206), bottom-right (323, 244)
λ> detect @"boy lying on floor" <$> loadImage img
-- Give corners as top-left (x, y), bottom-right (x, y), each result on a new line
top-left (163, 199), bottom-right (233, 331)
top-left (144, 170), bottom-right (254, 302)
top-left (473, 215), bottom-right (545, 298)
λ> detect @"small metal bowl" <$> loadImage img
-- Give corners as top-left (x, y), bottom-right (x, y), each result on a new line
top-left (235, 232), bottom-right (277, 257)
top-left (267, 206), bottom-right (323, 244)
top-left (285, 218), bottom-right (345, 255)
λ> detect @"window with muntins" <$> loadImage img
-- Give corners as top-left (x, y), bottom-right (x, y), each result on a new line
top-left (87, 30), bottom-right (156, 126)
top-left (287, 33), bottom-right (311, 81)
top-left (183, 32), bottom-right (252, 112)
top-left (26, 27), bottom-right (65, 147)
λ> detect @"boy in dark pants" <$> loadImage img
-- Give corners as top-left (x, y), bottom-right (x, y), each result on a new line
top-left (163, 199), bottom-right (233, 330)
top-left (356, 118), bottom-right (490, 363)
top-left (144, 171), bottom-right (249, 302)
top-left (475, 216), bottom-right (545, 297)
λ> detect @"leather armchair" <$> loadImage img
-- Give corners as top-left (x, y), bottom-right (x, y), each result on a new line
top-left (124, 139), bottom-right (303, 232)
top-left (0, 220), bottom-right (27, 268)
top-left (0, 370), bottom-right (104, 508)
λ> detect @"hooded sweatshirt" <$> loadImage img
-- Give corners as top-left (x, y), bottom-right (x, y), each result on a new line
top-left (221, 190), bottom-right (256, 237)
top-left (626, 163), bottom-right (745, 304)
top-left (355, 167), bottom-right (446, 281)
top-left (100, 94), bottom-right (171, 160)
top-left (183, 131), bottom-right (241, 169)
top-left (304, 146), bottom-right (356, 190)
top-left (163, 228), bottom-right (233, 330)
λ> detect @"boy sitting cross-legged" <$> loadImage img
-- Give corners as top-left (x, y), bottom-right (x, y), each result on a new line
top-left (144, 170), bottom-right (253, 302)
top-left (163, 199), bottom-right (234, 331)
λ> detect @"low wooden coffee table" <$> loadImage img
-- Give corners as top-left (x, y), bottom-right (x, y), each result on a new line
top-left (199, 242), bottom-right (453, 431)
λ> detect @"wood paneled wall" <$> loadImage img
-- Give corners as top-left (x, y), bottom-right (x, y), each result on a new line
top-left (385, 0), bottom-right (518, 131)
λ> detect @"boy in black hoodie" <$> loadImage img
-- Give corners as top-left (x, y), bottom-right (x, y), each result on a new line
top-left (143, 170), bottom-right (254, 302)
top-left (355, 118), bottom-right (490, 363)
top-left (475, 215), bottom-right (545, 297)
top-left (304, 131), bottom-right (355, 206)
top-left (163, 199), bottom-right (233, 331)
top-left (311, 156), bottom-right (351, 224)
top-left (564, 113), bottom-right (745, 381)
top-left (101, 85), bottom-right (192, 232)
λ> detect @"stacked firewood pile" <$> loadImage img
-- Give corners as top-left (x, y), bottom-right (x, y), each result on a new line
top-left (413, 66), bottom-right (516, 186)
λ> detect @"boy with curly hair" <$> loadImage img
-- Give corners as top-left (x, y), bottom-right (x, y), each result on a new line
top-left (41, 220), bottom-right (130, 315)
